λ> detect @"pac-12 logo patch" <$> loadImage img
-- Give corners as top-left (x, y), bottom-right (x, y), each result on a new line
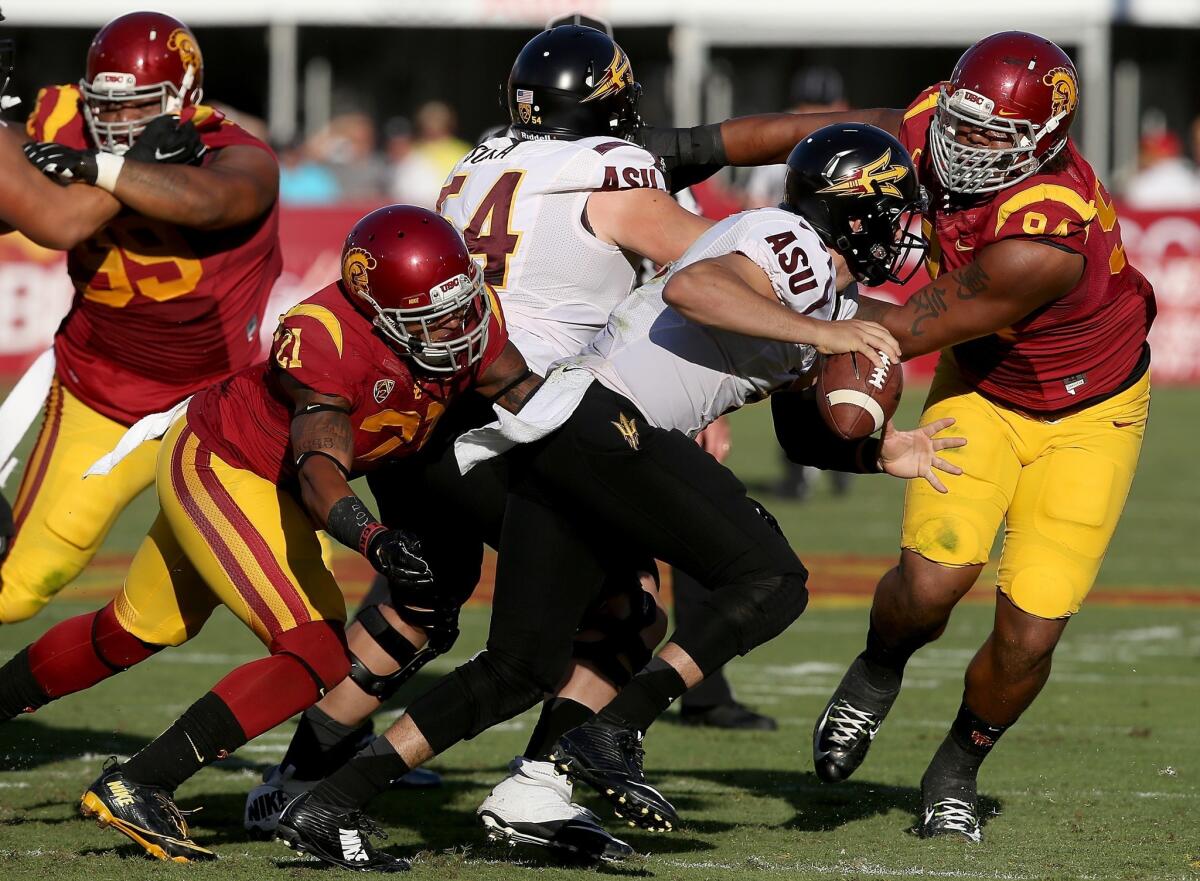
top-left (373, 379), bottom-right (395, 403)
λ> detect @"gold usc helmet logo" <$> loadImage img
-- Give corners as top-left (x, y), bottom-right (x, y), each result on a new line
top-left (581, 46), bottom-right (633, 104)
top-left (167, 28), bottom-right (202, 71)
top-left (1042, 67), bottom-right (1078, 118)
top-left (818, 149), bottom-right (909, 199)
top-left (342, 247), bottom-right (377, 295)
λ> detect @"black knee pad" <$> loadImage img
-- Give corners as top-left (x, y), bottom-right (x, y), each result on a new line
top-left (409, 648), bottom-right (550, 749)
top-left (574, 587), bottom-right (660, 687)
top-left (674, 569), bottom-right (809, 676)
top-left (346, 605), bottom-right (439, 700)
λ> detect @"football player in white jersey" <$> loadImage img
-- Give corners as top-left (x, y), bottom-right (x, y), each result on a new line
top-left (273, 125), bottom-right (965, 869)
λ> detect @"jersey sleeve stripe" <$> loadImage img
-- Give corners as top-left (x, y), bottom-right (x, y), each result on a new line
top-left (40, 86), bottom-right (82, 143)
top-left (902, 91), bottom-right (939, 122)
top-left (993, 184), bottom-right (1097, 236)
top-left (284, 305), bottom-right (344, 358)
top-left (484, 285), bottom-right (504, 329)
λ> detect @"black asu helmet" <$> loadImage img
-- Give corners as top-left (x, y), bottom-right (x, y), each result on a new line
top-left (782, 124), bottom-right (927, 286)
top-left (506, 25), bottom-right (641, 141)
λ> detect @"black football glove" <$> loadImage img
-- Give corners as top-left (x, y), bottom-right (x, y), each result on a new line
top-left (22, 141), bottom-right (98, 185)
top-left (126, 115), bottom-right (207, 165)
top-left (366, 528), bottom-right (434, 589)
top-left (0, 490), bottom-right (13, 562)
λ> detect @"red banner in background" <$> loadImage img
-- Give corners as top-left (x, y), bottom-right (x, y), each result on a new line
top-left (1, 205), bottom-right (1198, 381)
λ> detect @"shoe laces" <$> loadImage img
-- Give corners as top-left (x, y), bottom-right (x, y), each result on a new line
top-left (347, 810), bottom-right (388, 842)
top-left (928, 797), bottom-right (979, 834)
top-left (824, 700), bottom-right (878, 748)
top-left (152, 791), bottom-right (201, 837)
top-left (614, 729), bottom-right (646, 779)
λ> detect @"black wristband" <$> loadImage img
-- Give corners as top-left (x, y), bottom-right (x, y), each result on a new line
top-left (325, 496), bottom-right (385, 558)
top-left (485, 367), bottom-right (533, 404)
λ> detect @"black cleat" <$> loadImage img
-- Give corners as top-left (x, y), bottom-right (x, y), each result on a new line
top-left (813, 657), bottom-right (899, 783)
top-left (680, 701), bottom-right (778, 731)
top-left (917, 792), bottom-right (983, 843)
top-left (80, 759), bottom-right (216, 863)
top-left (276, 791), bottom-right (410, 872)
top-left (549, 721), bottom-right (678, 833)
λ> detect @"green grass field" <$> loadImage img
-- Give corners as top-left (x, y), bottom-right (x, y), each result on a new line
top-left (0, 386), bottom-right (1196, 881)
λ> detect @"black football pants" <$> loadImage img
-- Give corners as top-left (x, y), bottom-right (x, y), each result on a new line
top-left (405, 381), bottom-right (807, 752)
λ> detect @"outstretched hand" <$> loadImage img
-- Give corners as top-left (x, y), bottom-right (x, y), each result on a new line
top-left (877, 417), bottom-right (966, 492)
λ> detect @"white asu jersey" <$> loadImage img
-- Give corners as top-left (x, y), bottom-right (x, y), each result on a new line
top-left (567, 207), bottom-right (857, 437)
top-left (437, 133), bottom-right (666, 374)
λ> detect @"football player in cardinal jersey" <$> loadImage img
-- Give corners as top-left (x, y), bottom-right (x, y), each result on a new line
top-left (0, 206), bottom-right (535, 864)
top-left (0, 11), bottom-right (280, 624)
top-left (792, 33), bottom-right (1156, 842)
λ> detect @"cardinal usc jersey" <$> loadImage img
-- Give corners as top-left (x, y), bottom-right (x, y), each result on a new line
top-left (436, 133), bottom-right (666, 374)
top-left (26, 85), bottom-right (282, 426)
top-left (899, 85), bottom-right (1156, 413)
top-left (186, 281), bottom-right (508, 483)
top-left (565, 208), bottom-right (854, 438)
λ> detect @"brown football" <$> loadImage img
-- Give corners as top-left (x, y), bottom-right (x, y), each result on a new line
top-left (816, 350), bottom-right (903, 441)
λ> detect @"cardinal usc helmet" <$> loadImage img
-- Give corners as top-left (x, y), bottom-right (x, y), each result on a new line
top-left (783, 124), bottom-right (927, 287)
top-left (506, 25), bottom-right (641, 141)
top-left (80, 12), bottom-right (205, 154)
top-left (341, 206), bottom-right (491, 374)
top-left (931, 31), bottom-right (1079, 195)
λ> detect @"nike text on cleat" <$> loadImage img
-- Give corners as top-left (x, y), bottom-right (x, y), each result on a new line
top-left (918, 796), bottom-right (983, 843)
top-left (477, 757), bottom-right (634, 862)
top-left (244, 764), bottom-right (316, 836)
top-left (549, 721), bottom-right (678, 833)
top-left (276, 791), bottom-right (409, 872)
top-left (812, 657), bottom-right (899, 783)
top-left (80, 759), bottom-right (216, 863)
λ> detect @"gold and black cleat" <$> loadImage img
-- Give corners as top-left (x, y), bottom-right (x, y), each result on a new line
top-left (80, 758), bottom-right (216, 863)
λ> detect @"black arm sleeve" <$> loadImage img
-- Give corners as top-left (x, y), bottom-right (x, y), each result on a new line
top-left (771, 389), bottom-right (883, 474)
top-left (640, 124), bottom-right (728, 193)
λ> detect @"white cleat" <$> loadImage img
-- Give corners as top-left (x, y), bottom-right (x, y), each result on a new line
top-left (477, 757), bottom-right (634, 862)
top-left (245, 764), bottom-right (313, 835)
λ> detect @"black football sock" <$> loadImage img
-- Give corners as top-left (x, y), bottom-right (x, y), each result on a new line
top-left (122, 692), bottom-right (248, 791)
top-left (923, 699), bottom-right (1009, 792)
top-left (310, 734), bottom-right (409, 810)
top-left (283, 705), bottom-right (373, 781)
top-left (0, 649), bottom-right (51, 722)
top-left (523, 697), bottom-right (595, 760)
top-left (597, 657), bottom-right (686, 733)
top-left (859, 621), bottom-right (920, 692)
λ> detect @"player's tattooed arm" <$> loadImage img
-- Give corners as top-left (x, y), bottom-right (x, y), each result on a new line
top-left (719, 108), bottom-right (904, 166)
top-left (279, 371), bottom-right (358, 527)
top-left (883, 239), bottom-right (1085, 359)
top-left (111, 144), bottom-right (278, 231)
top-left (850, 294), bottom-right (897, 324)
top-left (476, 342), bottom-right (543, 414)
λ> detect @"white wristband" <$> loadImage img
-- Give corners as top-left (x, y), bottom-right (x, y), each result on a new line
top-left (94, 152), bottom-right (125, 192)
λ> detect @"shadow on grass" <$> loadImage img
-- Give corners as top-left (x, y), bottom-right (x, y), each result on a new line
top-left (656, 767), bottom-right (1002, 837)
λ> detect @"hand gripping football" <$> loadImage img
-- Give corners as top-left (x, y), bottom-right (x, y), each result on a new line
top-left (816, 350), bottom-right (903, 441)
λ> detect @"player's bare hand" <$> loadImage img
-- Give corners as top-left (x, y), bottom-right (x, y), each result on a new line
top-left (877, 416), bottom-right (966, 492)
top-left (813, 319), bottom-right (900, 368)
top-left (694, 416), bottom-right (732, 463)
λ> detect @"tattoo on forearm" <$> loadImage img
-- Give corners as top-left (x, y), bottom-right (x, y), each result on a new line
top-left (909, 263), bottom-right (991, 336)
top-left (120, 161), bottom-right (188, 202)
top-left (909, 284), bottom-right (949, 337)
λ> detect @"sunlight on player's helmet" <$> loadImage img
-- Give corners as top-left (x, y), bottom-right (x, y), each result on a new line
top-left (930, 31), bottom-right (1078, 195)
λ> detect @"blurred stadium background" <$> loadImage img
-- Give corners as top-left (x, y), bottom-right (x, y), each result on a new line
top-left (0, 2), bottom-right (1196, 879)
